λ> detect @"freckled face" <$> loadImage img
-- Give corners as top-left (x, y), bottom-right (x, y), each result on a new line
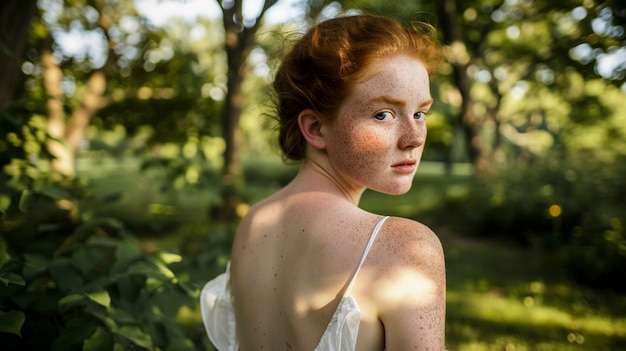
top-left (321, 55), bottom-right (432, 195)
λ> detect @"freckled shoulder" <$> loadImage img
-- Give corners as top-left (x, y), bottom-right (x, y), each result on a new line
top-left (368, 216), bottom-right (446, 304)
top-left (376, 216), bottom-right (443, 259)
top-left (369, 216), bottom-right (447, 350)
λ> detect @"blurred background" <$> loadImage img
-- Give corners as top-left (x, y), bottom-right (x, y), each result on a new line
top-left (1, 0), bottom-right (625, 350)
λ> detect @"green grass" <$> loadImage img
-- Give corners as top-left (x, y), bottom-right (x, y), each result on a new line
top-left (441, 230), bottom-right (626, 350)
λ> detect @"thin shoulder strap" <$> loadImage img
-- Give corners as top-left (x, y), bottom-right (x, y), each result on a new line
top-left (344, 216), bottom-right (390, 295)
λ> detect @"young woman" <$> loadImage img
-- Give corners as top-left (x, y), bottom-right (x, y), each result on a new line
top-left (201, 14), bottom-right (446, 351)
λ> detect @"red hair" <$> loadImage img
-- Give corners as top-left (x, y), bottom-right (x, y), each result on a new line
top-left (273, 14), bottom-right (442, 161)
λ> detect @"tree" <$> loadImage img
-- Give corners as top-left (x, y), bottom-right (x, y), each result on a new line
top-left (213, 0), bottom-right (279, 220)
top-left (42, 0), bottom-right (123, 178)
top-left (336, 0), bottom-right (626, 172)
top-left (0, 0), bottom-right (38, 109)
top-left (5, 0), bottom-right (223, 178)
top-left (5, 0), bottom-right (153, 178)
top-left (4, 0), bottom-right (624, 217)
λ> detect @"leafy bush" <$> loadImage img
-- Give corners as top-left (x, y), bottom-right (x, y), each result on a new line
top-left (444, 155), bottom-right (626, 291)
top-left (0, 190), bottom-right (207, 350)
top-left (0, 114), bottom-right (208, 350)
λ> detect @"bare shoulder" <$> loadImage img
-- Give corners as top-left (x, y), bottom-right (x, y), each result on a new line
top-left (369, 217), bottom-right (446, 349)
top-left (379, 216), bottom-right (444, 261)
top-left (363, 216), bottom-right (445, 297)
top-left (374, 216), bottom-right (445, 294)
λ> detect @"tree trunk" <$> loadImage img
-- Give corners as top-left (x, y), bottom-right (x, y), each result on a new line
top-left (214, 0), bottom-right (278, 221)
top-left (44, 0), bottom-right (116, 178)
top-left (0, 0), bottom-right (38, 109)
top-left (488, 78), bottom-right (504, 167)
top-left (437, 0), bottom-right (490, 173)
top-left (41, 38), bottom-right (74, 177)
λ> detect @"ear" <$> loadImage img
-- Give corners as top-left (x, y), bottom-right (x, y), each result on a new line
top-left (298, 109), bottom-right (326, 150)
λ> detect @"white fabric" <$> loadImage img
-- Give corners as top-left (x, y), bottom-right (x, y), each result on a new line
top-left (200, 216), bottom-right (389, 351)
top-left (314, 215), bottom-right (389, 351)
top-left (200, 261), bottom-right (239, 351)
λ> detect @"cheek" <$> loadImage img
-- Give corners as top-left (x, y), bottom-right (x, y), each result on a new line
top-left (352, 129), bottom-right (388, 153)
top-left (332, 125), bottom-right (390, 167)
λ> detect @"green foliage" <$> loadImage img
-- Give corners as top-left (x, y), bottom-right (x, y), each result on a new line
top-left (443, 154), bottom-right (626, 291)
top-left (0, 200), bottom-right (204, 350)
top-left (0, 113), bottom-right (207, 350)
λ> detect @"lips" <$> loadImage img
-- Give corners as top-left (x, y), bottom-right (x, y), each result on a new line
top-left (391, 160), bottom-right (417, 174)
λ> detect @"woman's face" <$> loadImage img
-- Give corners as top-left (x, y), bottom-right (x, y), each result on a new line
top-left (321, 54), bottom-right (432, 195)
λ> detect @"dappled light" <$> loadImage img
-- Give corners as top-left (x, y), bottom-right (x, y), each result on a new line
top-left (444, 237), bottom-right (626, 350)
top-left (1, 0), bottom-right (625, 350)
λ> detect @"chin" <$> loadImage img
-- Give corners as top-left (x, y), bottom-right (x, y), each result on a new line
top-left (376, 184), bottom-right (413, 196)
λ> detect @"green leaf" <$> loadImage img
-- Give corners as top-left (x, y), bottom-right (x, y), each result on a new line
top-left (158, 318), bottom-right (197, 350)
top-left (112, 240), bottom-right (142, 274)
top-left (86, 300), bottom-right (111, 328)
top-left (115, 325), bottom-right (153, 350)
top-left (86, 290), bottom-right (111, 308)
top-left (108, 306), bottom-right (137, 325)
top-left (23, 254), bottom-right (49, 279)
top-left (58, 294), bottom-right (88, 311)
top-left (86, 305), bottom-right (116, 328)
top-left (156, 251), bottom-right (182, 264)
top-left (113, 342), bottom-right (126, 351)
top-left (0, 310), bottom-right (25, 336)
top-left (58, 316), bottom-right (98, 345)
top-left (0, 194), bottom-right (11, 213)
top-left (166, 337), bottom-right (196, 351)
top-left (146, 276), bottom-right (168, 291)
top-left (116, 274), bottom-right (144, 303)
top-left (49, 262), bottom-right (84, 292)
top-left (71, 247), bottom-right (97, 276)
top-left (147, 256), bottom-right (175, 279)
top-left (83, 326), bottom-right (113, 351)
top-left (18, 189), bottom-right (32, 212)
top-left (0, 272), bottom-right (26, 286)
top-left (128, 261), bottom-right (160, 276)
top-left (177, 281), bottom-right (198, 296)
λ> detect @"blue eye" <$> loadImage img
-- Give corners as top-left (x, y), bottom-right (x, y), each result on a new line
top-left (414, 111), bottom-right (427, 120)
top-left (375, 111), bottom-right (393, 121)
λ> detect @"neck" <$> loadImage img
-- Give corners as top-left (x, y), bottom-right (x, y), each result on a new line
top-left (290, 158), bottom-right (365, 206)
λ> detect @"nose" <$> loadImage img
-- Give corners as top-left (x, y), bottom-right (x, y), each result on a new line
top-left (398, 120), bottom-right (426, 150)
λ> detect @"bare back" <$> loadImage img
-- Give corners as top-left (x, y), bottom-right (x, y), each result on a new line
top-left (229, 187), bottom-right (446, 350)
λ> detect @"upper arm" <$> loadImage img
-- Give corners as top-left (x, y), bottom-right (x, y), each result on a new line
top-left (376, 219), bottom-right (446, 351)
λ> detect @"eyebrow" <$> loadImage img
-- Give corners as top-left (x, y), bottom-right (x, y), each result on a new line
top-left (370, 96), bottom-right (434, 108)
top-left (419, 97), bottom-right (434, 108)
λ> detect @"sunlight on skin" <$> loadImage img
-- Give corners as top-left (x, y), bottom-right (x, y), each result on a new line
top-left (374, 266), bottom-right (440, 307)
top-left (283, 222), bottom-right (442, 320)
top-left (293, 273), bottom-right (344, 318)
